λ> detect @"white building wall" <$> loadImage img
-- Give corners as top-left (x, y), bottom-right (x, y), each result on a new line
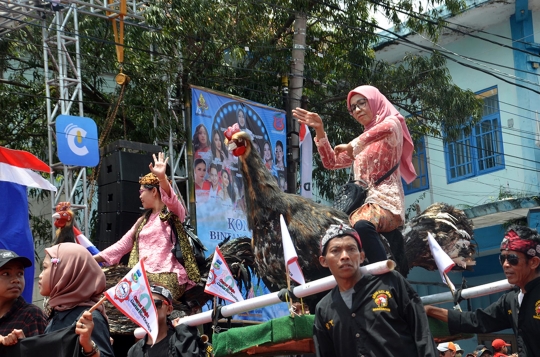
top-left (401, 15), bottom-right (540, 211)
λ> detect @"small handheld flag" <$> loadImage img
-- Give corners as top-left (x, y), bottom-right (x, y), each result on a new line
top-left (104, 259), bottom-right (159, 344)
top-left (73, 226), bottom-right (100, 256)
top-left (204, 246), bottom-right (244, 303)
top-left (427, 232), bottom-right (455, 285)
top-left (280, 215), bottom-right (305, 285)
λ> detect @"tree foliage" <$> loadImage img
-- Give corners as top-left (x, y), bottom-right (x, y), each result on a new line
top-left (0, 0), bottom-right (483, 231)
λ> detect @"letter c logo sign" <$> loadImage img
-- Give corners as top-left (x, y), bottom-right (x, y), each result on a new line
top-left (56, 115), bottom-right (99, 167)
top-left (65, 124), bottom-right (89, 156)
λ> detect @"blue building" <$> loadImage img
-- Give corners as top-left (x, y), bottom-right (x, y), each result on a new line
top-left (376, 0), bottom-right (540, 353)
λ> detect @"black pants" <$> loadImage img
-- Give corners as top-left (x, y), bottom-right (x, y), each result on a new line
top-left (353, 220), bottom-right (387, 264)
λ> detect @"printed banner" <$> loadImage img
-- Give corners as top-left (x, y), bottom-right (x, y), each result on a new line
top-left (191, 86), bottom-right (287, 253)
top-left (104, 259), bottom-right (159, 344)
top-left (204, 246), bottom-right (244, 303)
top-left (280, 215), bottom-right (305, 285)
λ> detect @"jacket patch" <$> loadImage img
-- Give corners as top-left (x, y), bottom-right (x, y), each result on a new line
top-left (325, 319), bottom-right (334, 330)
top-left (372, 290), bottom-right (392, 312)
top-left (534, 300), bottom-right (540, 320)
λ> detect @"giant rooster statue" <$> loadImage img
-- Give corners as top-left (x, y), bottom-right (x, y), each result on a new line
top-left (221, 125), bottom-right (476, 291)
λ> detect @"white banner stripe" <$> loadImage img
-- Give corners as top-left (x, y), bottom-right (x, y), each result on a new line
top-left (0, 163), bottom-right (56, 192)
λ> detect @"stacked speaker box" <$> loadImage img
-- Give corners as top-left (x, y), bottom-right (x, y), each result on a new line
top-left (96, 140), bottom-right (162, 255)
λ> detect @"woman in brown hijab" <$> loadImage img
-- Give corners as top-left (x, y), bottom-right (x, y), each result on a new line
top-left (41, 243), bottom-right (114, 357)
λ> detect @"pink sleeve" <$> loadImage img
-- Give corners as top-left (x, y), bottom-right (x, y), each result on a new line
top-left (160, 182), bottom-right (186, 222)
top-left (358, 116), bottom-right (401, 148)
top-left (314, 135), bottom-right (354, 170)
top-left (98, 222), bottom-right (139, 265)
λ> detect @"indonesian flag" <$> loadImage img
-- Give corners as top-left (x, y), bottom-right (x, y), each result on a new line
top-left (0, 146), bottom-right (57, 192)
top-left (427, 232), bottom-right (455, 287)
top-left (204, 246), bottom-right (244, 303)
top-left (299, 124), bottom-right (312, 199)
top-left (280, 215), bottom-right (305, 285)
top-left (104, 259), bottom-right (159, 344)
top-left (73, 226), bottom-right (100, 256)
top-left (0, 146), bottom-right (56, 302)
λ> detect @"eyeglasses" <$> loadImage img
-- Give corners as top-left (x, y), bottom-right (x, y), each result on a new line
top-left (154, 299), bottom-right (170, 309)
top-left (499, 253), bottom-right (520, 266)
top-left (349, 99), bottom-right (368, 114)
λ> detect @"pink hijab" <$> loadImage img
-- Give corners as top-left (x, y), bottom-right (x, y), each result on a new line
top-left (347, 85), bottom-right (417, 184)
top-left (45, 243), bottom-right (107, 316)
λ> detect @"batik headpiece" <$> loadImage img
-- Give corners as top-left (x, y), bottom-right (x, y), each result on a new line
top-left (139, 173), bottom-right (160, 187)
top-left (320, 224), bottom-right (362, 255)
top-left (500, 229), bottom-right (540, 258)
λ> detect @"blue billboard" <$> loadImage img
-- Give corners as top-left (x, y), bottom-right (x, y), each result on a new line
top-left (191, 86), bottom-right (290, 321)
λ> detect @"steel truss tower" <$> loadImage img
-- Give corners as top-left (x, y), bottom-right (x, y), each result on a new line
top-left (0, 0), bottom-right (190, 238)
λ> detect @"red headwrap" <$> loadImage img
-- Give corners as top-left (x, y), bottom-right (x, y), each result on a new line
top-left (500, 230), bottom-right (540, 258)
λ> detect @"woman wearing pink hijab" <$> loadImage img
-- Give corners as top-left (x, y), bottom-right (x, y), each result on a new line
top-left (293, 85), bottom-right (416, 265)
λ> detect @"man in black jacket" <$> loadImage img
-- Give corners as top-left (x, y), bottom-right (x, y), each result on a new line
top-left (425, 225), bottom-right (540, 357)
top-left (313, 224), bottom-right (438, 357)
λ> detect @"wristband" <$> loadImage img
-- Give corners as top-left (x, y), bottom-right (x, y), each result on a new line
top-left (81, 340), bottom-right (98, 357)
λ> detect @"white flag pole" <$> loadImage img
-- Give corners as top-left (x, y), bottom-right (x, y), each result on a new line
top-left (176, 259), bottom-right (395, 326)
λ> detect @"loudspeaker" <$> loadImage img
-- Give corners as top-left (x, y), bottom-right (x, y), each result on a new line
top-left (98, 151), bottom-right (156, 186)
top-left (98, 181), bottom-right (142, 214)
top-left (96, 211), bottom-right (141, 251)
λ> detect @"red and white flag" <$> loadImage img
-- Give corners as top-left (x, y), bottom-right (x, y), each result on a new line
top-left (204, 246), bottom-right (244, 303)
top-left (104, 259), bottom-right (159, 344)
top-left (280, 215), bottom-right (305, 285)
top-left (427, 232), bottom-right (455, 287)
top-left (0, 146), bottom-right (56, 192)
top-left (299, 124), bottom-right (312, 199)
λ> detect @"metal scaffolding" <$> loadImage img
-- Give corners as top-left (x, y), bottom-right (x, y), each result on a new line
top-left (1, 0), bottom-right (190, 238)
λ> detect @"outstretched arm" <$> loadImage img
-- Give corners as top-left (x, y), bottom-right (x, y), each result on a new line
top-left (423, 305), bottom-right (449, 322)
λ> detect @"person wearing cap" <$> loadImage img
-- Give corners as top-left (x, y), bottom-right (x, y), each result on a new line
top-left (0, 249), bottom-right (47, 339)
top-left (438, 342), bottom-right (457, 356)
top-left (94, 153), bottom-right (198, 300)
top-left (424, 225), bottom-right (540, 357)
top-left (454, 343), bottom-right (465, 357)
top-left (492, 339), bottom-right (517, 357)
top-left (312, 224), bottom-right (438, 357)
top-left (477, 347), bottom-right (493, 357)
top-left (128, 284), bottom-right (211, 357)
top-left (293, 85), bottom-right (416, 271)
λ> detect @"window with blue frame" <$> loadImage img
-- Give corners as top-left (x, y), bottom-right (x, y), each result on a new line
top-left (403, 136), bottom-right (429, 194)
top-left (445, 87), bottom-right (504, 183)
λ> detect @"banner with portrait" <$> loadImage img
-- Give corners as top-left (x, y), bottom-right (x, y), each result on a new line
top-left (191, 86), bottom-right (287, 251)
top-left (191, 86), bottom-right (289, 321)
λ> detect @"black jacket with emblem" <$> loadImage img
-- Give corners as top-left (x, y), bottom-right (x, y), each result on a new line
top-left (313, 270), bottom-right (438, 357)
top-left (448, 276), bottom-right (540, 357)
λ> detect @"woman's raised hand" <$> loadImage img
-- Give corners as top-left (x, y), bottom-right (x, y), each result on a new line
top-left (149, 152), bottom-right (169, 180)
top-left (292, 108), bottom-right (326, 139)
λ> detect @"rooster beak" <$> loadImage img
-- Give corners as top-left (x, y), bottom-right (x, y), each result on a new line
top-left (52, 212), bottom-right (61, 220)
top-left (227, 142), bottom-right (238, 151)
